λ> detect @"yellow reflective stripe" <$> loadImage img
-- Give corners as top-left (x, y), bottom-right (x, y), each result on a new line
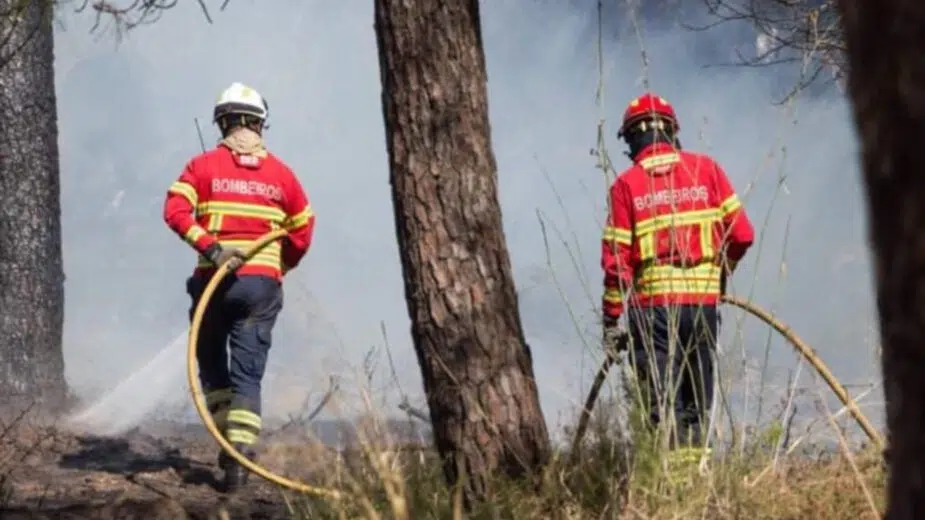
top-left (205, 388), bottom-right (233, 408)
top-left (668, 447), bottom-right (711, 463)
top-left (197, 239), bottom-right (282, 268)
top-left (183, 225), bottom-right (208, 245)
top-left (639, 233), bottom-right (655, 261)
top-left (227, 409), bottom-right (262, 430)
top-left (635, 208), bottom-right (721, 263)
top-left (207, 213), bottom-right (224, 232)
top-left (226, 429), bottom-right (259, 445)
top-left (637, 264), bottom-right (722, 296)
top-left (720, 194), bottom-right (741, 215)
top-left (637, 279), bottom-right (721, 296)
top-left (639, 152), bottom-right (680, 170)
top-left (283, 206), bottom-right (313, 231)
top-left (197, 256), bottom-right (281, 269)
top-left (700, 222), bottom-right (715, 260)
top-left (196, 201), bottom-right (286, 223)
top-left (197, 258), bottom-right (281, 269)
top-left (215, 238), bottom-right (282, 250)
top-left (639, 263), bottom-right (721, 283)
top-left (603, 288), bottom-right (623, 304)
top-left (169, 181), bottom-right (198, 206)
top-left (602, 226), bottom-right (633, 246)
top-left (666, 447), bottom-right (711, 484)
top-left (636, 208), bottom-right (721, 235)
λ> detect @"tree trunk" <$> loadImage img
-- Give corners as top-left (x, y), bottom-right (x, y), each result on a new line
top-left (838, 0), bottom-right (925, 518)
top-left (373, 0), bottom-right (551, 503)
top-left (0, 1), bottom-right (67, 412)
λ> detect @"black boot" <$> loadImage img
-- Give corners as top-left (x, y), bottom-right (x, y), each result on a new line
top-left (217, 444), bottom-right (257, 493)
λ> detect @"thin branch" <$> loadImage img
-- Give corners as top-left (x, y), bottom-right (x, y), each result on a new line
top-left (262, 376), bottom-right (340, 442)
top-left (397, 400), bottom-right (429, 423)
top-left (689, 0), bottom-right (845, 99)
top-left (72, 0), bottom-right (221, 38)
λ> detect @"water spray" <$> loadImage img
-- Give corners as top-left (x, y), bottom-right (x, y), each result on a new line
top-left (67, 331), bottom-right (189, 436)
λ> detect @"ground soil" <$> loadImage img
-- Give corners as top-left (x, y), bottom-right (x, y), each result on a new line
top-left (0, 420), bottom-right (296, 520)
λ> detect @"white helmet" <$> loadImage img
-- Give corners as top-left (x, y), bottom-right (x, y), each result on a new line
top-left (213, 82), bottom-right (269, 125)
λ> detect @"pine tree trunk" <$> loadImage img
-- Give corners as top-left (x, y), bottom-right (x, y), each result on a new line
top-left (374, 0), bottom-right (551, 503)
top-left (838, 0), bottom-right (925, 518)
top-left (0, 1), bottom-right (66, 412)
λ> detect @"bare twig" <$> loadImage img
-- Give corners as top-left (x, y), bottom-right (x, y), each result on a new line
top-left (397, 400), bottom-right (428, 423)
top-left (72, 0), bottom-right (221, 39)
top-left (263, 376), bottom-right (339, 441)
top-left (689, 0), bottom-right (845, 100)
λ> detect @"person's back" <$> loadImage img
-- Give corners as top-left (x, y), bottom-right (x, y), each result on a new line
top-left (611, 144), bottom-right (751, 309)
top-left (162, 82), bottom-right (314, 492)
top-left (600, 92), bottom-right (753, 482)
top-left (168, 145), bottom-right (310, 281)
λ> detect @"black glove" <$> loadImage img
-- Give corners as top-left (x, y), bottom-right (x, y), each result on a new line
top-left (204, 243), bottom-right (246, 271)
top-left (602, 315), bottom-right (628, 357)
top-left (720, 258), bottom-right (738, 297)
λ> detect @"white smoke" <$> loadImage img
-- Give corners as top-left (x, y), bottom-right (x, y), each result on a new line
top-left (53, 1), bottom-right (879, 442)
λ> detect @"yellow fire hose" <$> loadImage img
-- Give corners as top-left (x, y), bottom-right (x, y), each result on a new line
top-left (189, 230), bottom-right (883, 495)
top-left (186, 228), bottom-right (344, 499)
top-left (569, 294), bottom-right (885, 456)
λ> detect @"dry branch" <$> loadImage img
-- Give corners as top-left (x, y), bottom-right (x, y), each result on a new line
top-left (73, 0), bottom-right (228, 37)
top-left (693, 0), bottom-right (845, 97)
top-left (396, 399), bottom-right (428, 423)
top-left (263, 376), bottom-right (339, 442)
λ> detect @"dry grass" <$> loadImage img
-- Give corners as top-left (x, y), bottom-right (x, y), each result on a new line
top-left (276, 439), bottom-right (885, 520)
top-left (264, 399), bottom-right (885, 520)
top-left (0, 399), bottom-right (885, 519)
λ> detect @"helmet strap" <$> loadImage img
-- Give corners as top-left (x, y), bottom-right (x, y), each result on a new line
top-left (622, 118), bottom-right (679, 159)
top-left (217, 114), bottom-right (265, 138)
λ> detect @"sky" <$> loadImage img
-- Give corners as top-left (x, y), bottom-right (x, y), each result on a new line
top-left (53, 1), bottom-right (881, 444)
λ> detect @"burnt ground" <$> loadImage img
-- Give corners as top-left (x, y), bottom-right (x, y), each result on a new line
top-left (0, 421), bottom-right (310, 520)
top-left (0, 412), bottom-right (433, 520)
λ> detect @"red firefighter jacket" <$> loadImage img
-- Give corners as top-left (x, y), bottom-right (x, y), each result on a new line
top-left (601, 142), bottom-right (754, 318)
top-left (163, 144), bottom-right (315, 281)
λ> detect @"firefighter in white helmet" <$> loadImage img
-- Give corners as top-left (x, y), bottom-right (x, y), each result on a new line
top-left (163, 82), bottom-right (316, 492)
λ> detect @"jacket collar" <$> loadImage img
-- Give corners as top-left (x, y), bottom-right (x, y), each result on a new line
top-left (632, 142), bottom-right (680, 171)
top-left (217, 142), bottom-right (267, 168)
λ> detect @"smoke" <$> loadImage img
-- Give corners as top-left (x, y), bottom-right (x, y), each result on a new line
top-left (53, 1), bottom-right (878, 440)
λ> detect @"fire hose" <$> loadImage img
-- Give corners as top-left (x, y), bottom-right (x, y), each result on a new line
top-left (189, 230), bottom-right (883, 496)
top-left (569, 294), bottom-right (885, 456)
top-left (186, 228), bottom-right (344, 499)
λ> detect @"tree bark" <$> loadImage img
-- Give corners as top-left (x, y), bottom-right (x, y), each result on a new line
top-left (0, 1), bottom-right (67, 411)
top-left (837, 0), bottom-right (925, 518)
top-left (373, 0), bottom-right (551, 503)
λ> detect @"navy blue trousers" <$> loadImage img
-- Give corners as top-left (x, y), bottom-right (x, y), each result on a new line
top-left (187, 274), bottom-right (283, 447)
top-left (626, 304), bottom-right (718, 447)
